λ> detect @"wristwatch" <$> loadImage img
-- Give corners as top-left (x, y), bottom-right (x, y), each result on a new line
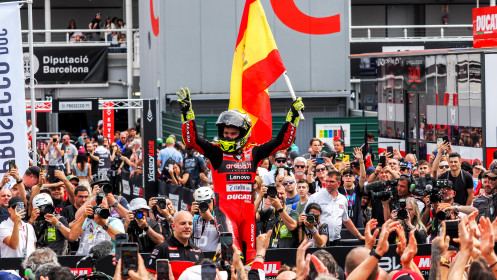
top-left (276, 208), bottom-right (284, 214)
top-left (143, 226), bottom-right (149, 232)
top-left (16, 179), bottom-right (22, 185)
top-left (56, 222), bottom-right (62, 228)
top-left (369, 249), bottom-right (382, 260)
top-left (111, 201), bottom-right (119, 208)
top-left (440, 257), bottom-right (451, 266)
top-left (102, 224), bottom-right (109, 230)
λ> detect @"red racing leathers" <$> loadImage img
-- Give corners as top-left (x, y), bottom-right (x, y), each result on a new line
top-left (182, 120), bottom-right (297, 261)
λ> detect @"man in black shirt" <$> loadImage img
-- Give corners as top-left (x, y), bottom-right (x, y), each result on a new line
top-left (124, 198), bottom-right (164, 252)
top-left (434, 151), bottom-right (473, 205)
top-left (146, 211), bottom-right (202, 274)
top-left (85, 142), bottom-right (100, 175)
top-left (338, 159), bottom-right (366, 227)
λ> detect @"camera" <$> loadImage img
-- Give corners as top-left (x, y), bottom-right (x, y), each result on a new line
top-left (156, 197), bottom-right (167, 209)
top-left (52, 138), bottom-right (57, 143)
top-left (436, 209), bottom-right (451, 221)
top-left (198, 200), bottom-right (210, 213)
top-left (306, 212), bottom-right (319, 224)
top-left (266, 184), bottom-right (277, 198)
top-left (95, 192), bottom-right (105, 206)
top-left (411, 174), bottom-right (436, 197)
top-left (100, 183), bottom-right (113, 194)
top-left (366, 179), bottom-right (399, 202)
top-left (397, 198), bottom-right (408, 220)
top-left (133, 211), bottom-right (144, 219)
top-left (92, 206), bottom-right (110, 219)
top-left (37, 204), bottom-right (55, 220)
top-left (426, 184), bottom-right (442, 203)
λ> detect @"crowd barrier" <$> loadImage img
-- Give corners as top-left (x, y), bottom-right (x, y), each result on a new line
top-left (0, 245), bottom-right (435, 279)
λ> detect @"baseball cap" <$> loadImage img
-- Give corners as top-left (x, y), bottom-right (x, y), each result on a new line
top-left (128, 198), bottom-right (151, 211)
top-left (67, 175), bottom-right (80, 182)
top-left (97, 120), bottom-right (103, 126)
top-left (166, 137), bottom-right (175, 144)
top-left (484, 170), bottom-right (497, 178)
top-left (274, 152), bottom-right (286, 159)
top-left (391, 270), bottom-right (423, 280)
top-left (97, 136), bottom-right (104, 145)
top-left (81, 129), bottom-right (87, 133)
top-left (334, 153), bottom-right (344, 161)
top-left (8, 197), bottom-right (23, 208)
top-left (26, 166), bottom-right (41, 178)
top-left (399, 161), bottom-right (412, 169)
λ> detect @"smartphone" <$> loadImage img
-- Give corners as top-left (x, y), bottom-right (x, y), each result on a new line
top-left (41, 164), bottom-right (48, 176)
top-left (379, 155), bottom-right (386, 167)
top-left (115, 233), bottom-right (128, 262)
top-left (121, 242), bottom-right (139, 278)
top-left (387, 146), bottom-right (393, 156)
top-left (443, 136), bottom-right (449, 143)
top-left (168, 164), bottom-right (173, 172)
top-left (445, 220), bottom-right (459, 249)
top-left (278, 167), bottom-right (285, 177)
top-left (343, 154), bottom-right (350, 162)
top-left (156, 259), bottom-right (170, 280)
top-left (8, 160), bottom-right (15, 171)
top-left (315, 158), bottom-right (324, 164)
top-left (437, 138), bottom-right (443, 143)
top-left (220, 232), bottom-right (234, 261)
top-left (16, 202), bottom-right (24, 213)
top-left (201, 263), bottom-right (216, 280)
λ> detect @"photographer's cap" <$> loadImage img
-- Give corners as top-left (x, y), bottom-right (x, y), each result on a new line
top-left (484, 170), bottom-right (497, 178)
top-left (128, 198), bottom-right (150, 211)
top-left (334, 153), bottom-right (344, 161)
top-left (274, 152), bottom-right (286, 160)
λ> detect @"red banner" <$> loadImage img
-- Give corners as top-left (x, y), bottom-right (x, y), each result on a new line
top-left (102, 102), bottom-right (114, 142)
top-left (473, 6), bottom-right (497, 48)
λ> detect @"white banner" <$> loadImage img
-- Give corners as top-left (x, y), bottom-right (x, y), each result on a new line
top-left (0, 3), bottom-right (28, 176)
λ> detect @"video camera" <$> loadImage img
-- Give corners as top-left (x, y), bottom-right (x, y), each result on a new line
top-left (365, 179), bottom-right (399, 202)
top-left (410, 174), bottom-right (437, 197)
top-left (397, 198), bottom-right (408, 220)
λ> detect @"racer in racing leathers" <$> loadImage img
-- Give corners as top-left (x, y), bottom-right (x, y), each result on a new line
top-left (177, 88), bottom-right (304, 262)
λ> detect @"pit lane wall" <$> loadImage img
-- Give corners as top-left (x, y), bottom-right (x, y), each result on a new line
top-left (0, 245), bottom-right (436, 279)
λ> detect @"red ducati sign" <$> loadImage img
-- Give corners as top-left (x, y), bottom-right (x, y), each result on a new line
top-left (473, 6), bottom-right (497, 48)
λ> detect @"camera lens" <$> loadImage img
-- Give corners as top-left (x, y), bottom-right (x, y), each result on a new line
top-left (436, 210), bottom-right (448, 221)
top-left (199, 201), bottom-right (209, 213)
top-left (95, 207), bottom-right (110, 219)
top-left (397, 209), bottom-right (408, 220)
top-left (267, 187), bottom-right (277, 198)
top-left (135, 211), bottom-right (143, 219)
top-left (102, 184), bottom-right (113, 194)
top-left (306, 214), bottom-right (315, 224)
top-left (157, 199), bottom-right (167, 209)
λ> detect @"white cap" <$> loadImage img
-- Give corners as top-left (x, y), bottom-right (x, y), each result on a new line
top-left (194, 187), bottom-right (214, 201)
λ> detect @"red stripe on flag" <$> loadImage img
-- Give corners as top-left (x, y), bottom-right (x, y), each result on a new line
top-left (242, 49), bottom-right (285, 97)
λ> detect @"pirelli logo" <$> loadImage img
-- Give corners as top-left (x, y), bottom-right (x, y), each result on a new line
top-left (227, 174), bottom-right (252, 182)
top-left (226, 184), bottom-right (252, 192)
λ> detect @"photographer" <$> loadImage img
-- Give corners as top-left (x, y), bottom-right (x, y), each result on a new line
top-left (28, 193), bottom-right (70, 255)
top-left (338, 147), bottom-right (366, 228)
top-left (124, 198), bottom-right (164, 252)
top-left (43, 134), bottom-right (64, 165)
top-left (263, 152), bottom-right (292, 185)
top-left (256, 183), bottom-right (298, 248)
top-left (85, 142), bottom-right (100, 177)
top-left (148, 196), bottom-right (174, 240)
top-left (68, 193), bottom-right (125, 255)
top-left (191, 187), bottom-right (224, 252)
top-left (296, 203), bottom-right (328, 247)
top-left (380, 175), bottom-right (414, 222)
top-left (388, 197), bottom-right (427, 244)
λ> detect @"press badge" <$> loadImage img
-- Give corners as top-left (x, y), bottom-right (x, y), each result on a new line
top-left (271, 238), bottom-right (278, 248)
top-left (169, 253), bottom-right (180, 258)
top-left (47, 227), bottom-right (56, 242)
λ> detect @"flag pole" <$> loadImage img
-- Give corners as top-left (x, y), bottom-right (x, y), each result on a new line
top-left (28, 0), bottom-right (37, 165)
top-left (283, 71), bottom-right (304, 120)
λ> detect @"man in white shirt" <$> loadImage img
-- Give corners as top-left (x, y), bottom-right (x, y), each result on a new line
top-left (0, 197), bottom-right (36, 257)
top-left (307, 170), bottom-right (364, 245)
top-left (263, 152), bottom-right (292, 185)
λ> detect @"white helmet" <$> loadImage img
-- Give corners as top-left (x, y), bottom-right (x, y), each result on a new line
top-left (194, 187), bottom-right (214, 201)
top-left (33, 193), bottom-right (53, 208)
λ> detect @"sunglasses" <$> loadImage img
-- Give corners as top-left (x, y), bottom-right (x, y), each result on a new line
top-left (316, 167), bottom-right (327, 172)
top-left (439, 165), bottom-right (449, 169)
top-left (275, 159), bottom-right (286, 164)
top-left (400, 167), bottom-right (408, 171)
top-left (294, 165), bottom-right (305, 169)
top-left (283, 181), bottom-right (294, 185)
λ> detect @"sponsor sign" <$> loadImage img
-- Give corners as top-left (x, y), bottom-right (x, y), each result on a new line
top-left (70, 268), bottom-right (92, 276)
top-left (22, 46), bottom-right (108, 83)
top-left (53, 100), bottom-right (98, 112)
top-left (102, 102), bottom-right (114, 143)
top-left (143, 100), bottom-right (158, 200)
top-left (404, 57), bottom-right (425, 91)
top-left (0, 3), bottom-right (29, 176)
top-left (473, 6), bottom-right (497, 48)
top-left (315, 124), bottom-right (350, 148)
top-left (226, 184), bottom-right (252, 192)
top-left (263, 262), bottom-right (281, 276)
top-left (227, 173), bottom-right (253, 182)
top-left (226, 194), bottom-right (252, 200)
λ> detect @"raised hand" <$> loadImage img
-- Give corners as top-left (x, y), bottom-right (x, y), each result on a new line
top-left (176, 87), bottom-right (195, 123)
top-left (286, 97), bottom-right (304, 127)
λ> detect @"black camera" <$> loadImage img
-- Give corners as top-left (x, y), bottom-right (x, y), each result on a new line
top-left (133, 210), bottom-right (145, 219)
top-left (92, 206), bottom-right (110, 219)
top-left (95, 192), bottom-right (105, 206)
top-left (306, 212), bottom-right (319, 224)
top-left (411, 174), bottom-right (436, 197)
top-left (266, 184), bottom-right (277, 198)
top-left (436, 210), bottom-right (451, 221)
top-left (37, 204), bottom-right (55, 220)
top-left (366, 179), bottom-right (399, 202)
top-left (100, 183), bottom-right (113, 194)
top-left (52, 138), bottom-right (57, 143)
top-left (198, 200), bottom-right (210, 213)
top-left (425, 184), bottom-right (442, 203)
top-left (397, 198), bottom-right (408, 220)
top-left (156, 197), bottom-right (167, 209)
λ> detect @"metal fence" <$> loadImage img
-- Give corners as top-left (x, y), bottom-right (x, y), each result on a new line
top-left (350, 24), bottom-right (473, 42)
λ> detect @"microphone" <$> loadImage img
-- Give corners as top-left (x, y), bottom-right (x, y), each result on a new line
top-left (77, 240), bottom-right (114, 266)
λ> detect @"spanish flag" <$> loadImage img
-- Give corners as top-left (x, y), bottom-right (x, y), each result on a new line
top-left (229, 0), bottom-right (285, 145)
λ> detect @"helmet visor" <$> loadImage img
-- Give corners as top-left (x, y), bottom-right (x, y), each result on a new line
top-left (216, 111), bottom-right (250, 130)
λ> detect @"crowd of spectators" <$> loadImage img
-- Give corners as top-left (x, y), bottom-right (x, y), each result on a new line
top-left (3, 120), bottom-right (497, 279)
